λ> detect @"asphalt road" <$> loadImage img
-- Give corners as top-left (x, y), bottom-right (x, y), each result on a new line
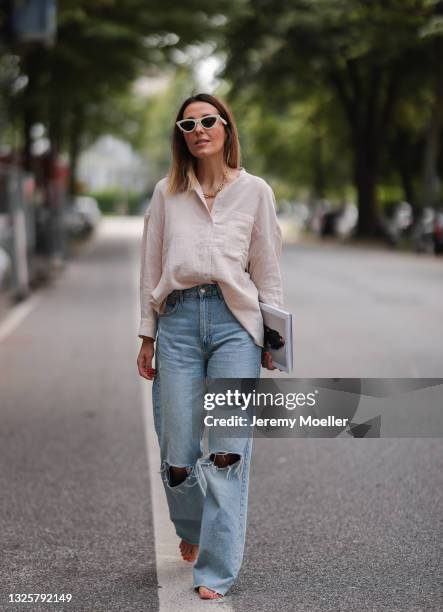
top-left (0, 218), bottom-right (441, 611)
top-left (0, 221), bottom-right (158, 611)
top-left (235, 233), bottom-right (443, 611)
top-left (282, 237), bottom-right (443, 377)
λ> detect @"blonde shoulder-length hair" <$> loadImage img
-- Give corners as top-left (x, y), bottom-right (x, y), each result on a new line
top-left (166, 92), bottom-right (241, 196)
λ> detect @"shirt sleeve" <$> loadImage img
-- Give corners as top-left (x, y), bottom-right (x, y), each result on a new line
top-left (138, 182), bottom-right (164, 340)
top-left (247, 183), bottom-right (284, 308)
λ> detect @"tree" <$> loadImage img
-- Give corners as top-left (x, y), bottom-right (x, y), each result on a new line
top-left (418, 2), bottom-right (443, 209)
top-left (6, 0), bottom-right (240, 190)
top-left (218, 0), bottom-right (437, 236)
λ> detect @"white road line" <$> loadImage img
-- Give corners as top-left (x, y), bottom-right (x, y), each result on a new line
top-left (0, 293), bottom-right (43, 344)
top-left (140, 381), bottom-right (232, 610)
top-left (133, 256), bottom-right (232, 610)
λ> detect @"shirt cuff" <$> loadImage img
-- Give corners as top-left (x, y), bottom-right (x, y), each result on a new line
top-left (138, 316), bottom-right (158, 340)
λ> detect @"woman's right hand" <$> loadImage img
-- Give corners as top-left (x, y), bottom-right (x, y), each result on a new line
top-left (137, 338), bottom-right (157, 380)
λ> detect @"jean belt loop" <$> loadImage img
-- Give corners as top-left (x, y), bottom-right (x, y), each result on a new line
top-left (179, 289), bottom-right (184, 304)
top-left (216, 284), bottom-right (223, 300)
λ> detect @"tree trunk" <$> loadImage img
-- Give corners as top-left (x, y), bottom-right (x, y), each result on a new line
top-left (420, 102), bottom-right (443, 208)
top-left (329, 66), bottom-right (384, 238)
top-left (23, 106), bottom-right (33, 172)
top-left (312, 130), bottom-right (326, 200)
top-left (68, 111), bottom-right (83, 196)
top-left (420, 1), bottom-right (443, 208)
top-left (394, 129), bottom-right (417, 212)
top-left (353, 138), bottom-right (379, 237)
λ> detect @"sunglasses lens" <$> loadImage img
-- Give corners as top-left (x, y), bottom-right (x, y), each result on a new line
top-left (201, 116), bottom-right (217, 128)
top-left (180, 120), bottom-right (195, 132)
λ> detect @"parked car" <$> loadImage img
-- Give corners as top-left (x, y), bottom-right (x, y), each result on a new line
top-left (409, 205), bottom-right (443, 255)
top-left (319, 202), bottom-right (358, 238)
top-left (64, 196), bottom-right (101, 237)
top-left (0, 246), bottom-right (11, 287)
top-left (320, 209), bottom-right (341, 236)
top-left (411, 207), bottom-right (436, 254)
top-left (307, 200), bottom-right (333, 233)
top-left (379, 201), bottom-right (413, 245)
top-left (74, 196), bottom-right (101, 232)
top-left (64, 205), bottom-right (86, 237)
top-left (334, 203), bottom-right (358, 238)
top-left (434, 208), bottom-right (443, 254)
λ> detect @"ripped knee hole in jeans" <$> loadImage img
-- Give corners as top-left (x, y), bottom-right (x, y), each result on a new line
top-left (159, 452), bottom-right (244, 495)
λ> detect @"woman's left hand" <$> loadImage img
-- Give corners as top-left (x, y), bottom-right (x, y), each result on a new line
top-left (261, 349), bottom-right (277, 370)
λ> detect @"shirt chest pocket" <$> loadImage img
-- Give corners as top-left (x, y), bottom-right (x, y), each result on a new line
top-left (220, 211), bottom-right (254, 264)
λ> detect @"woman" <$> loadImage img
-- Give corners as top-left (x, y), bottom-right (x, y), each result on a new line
top-left (137, 93), bottom-right (285, 599)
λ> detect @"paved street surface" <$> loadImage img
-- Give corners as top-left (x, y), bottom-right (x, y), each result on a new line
top-left (283, 236), bottom-right (443, 377)
top-left (0, 217), bottom-right (441, 611)
top-left (0, 221), bottom-right (158, 611)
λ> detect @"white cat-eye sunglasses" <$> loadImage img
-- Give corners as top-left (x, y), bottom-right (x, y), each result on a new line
top-left (176, 114), bottom-right (227, 133)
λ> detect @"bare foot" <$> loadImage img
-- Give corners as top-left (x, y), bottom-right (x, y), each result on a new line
top-left (197, 586), bottom-right (224, 599)
top-left (179, 539), bottom-right (199, 563)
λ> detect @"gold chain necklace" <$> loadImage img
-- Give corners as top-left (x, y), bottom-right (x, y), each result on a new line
top-left (202, 169), bottom-right (228, 198)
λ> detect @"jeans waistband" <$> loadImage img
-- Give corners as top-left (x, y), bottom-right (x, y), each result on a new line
top-left (167, 283), bottom-right (223, 304)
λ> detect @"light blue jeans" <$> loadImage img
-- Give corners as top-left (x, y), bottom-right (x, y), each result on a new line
top-left (152, 282), bottom-right (262, 596)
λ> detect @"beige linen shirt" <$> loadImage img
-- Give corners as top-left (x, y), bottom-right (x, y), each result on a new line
top-left (138, 166), bottom-right (284, 348)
